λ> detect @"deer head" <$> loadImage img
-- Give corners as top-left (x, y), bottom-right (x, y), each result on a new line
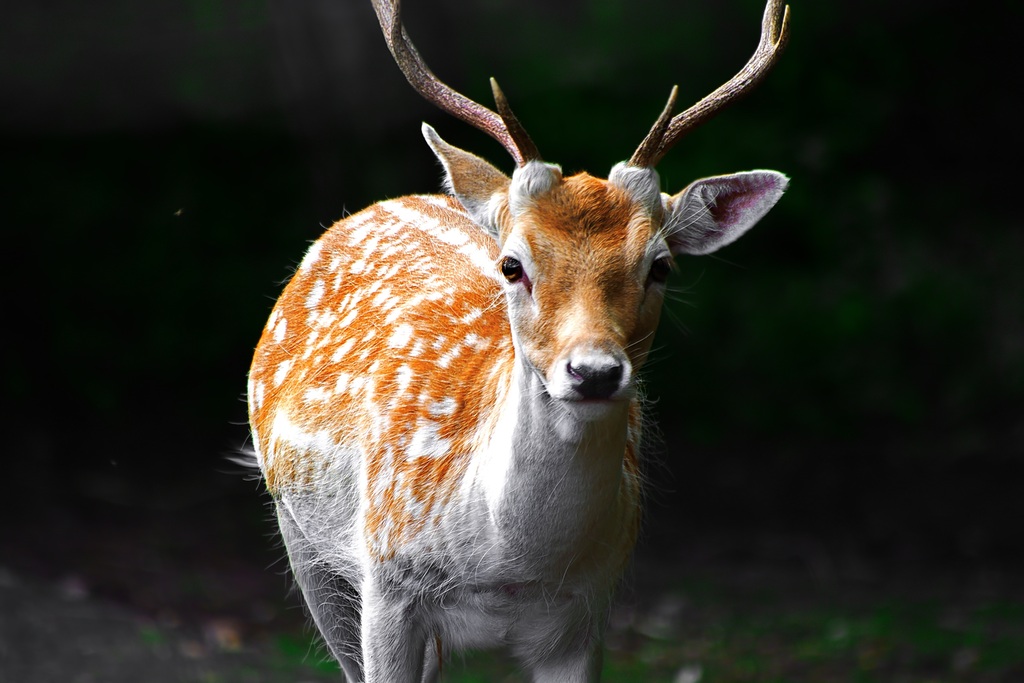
top-left (371, 0), bottom-right (790, 417)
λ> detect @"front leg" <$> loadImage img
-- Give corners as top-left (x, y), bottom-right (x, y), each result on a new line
top-left (361, 573), bottom-right (428, 683)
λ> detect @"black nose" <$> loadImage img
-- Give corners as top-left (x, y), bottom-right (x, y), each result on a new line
top-left (566, 357), bottom-right (624, 400)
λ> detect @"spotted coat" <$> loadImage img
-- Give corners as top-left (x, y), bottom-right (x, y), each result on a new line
top-left (248, 193), bottom-right (643, 561)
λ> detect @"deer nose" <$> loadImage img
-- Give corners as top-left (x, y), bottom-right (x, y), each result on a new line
top-left (565, 352), bottom-right (627, 400)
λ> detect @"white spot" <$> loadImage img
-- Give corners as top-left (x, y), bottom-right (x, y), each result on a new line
top-left (314, 310), bottom-right (338, 338)
top-left (395, 365), bottom-right (414, 393)
top-left (299, 240), bottom-right (324, 272)
top-left (350, 259), bottom-right (368, 274)
top-left (388, 324), bottom-right (414, 349)
top-left (331, 337), bottom-right (356, 363)
top-left (271, 412), bottom-right (337, 455)
top-left (371, 287), bottom-right (393, 308)
top-left (378, 262), bottom-right (402, 280)
top-left (247, 377), bottom-right (264, 411)
top-left (303, 328), bottom-right (320, 356)
top-left (306, 279), bottom-right (325, 309)
top-left (303, 386), bottom-right (332, 403)
top-left (408, 420), bottom-right (451, 459)
top-left (359, 235), bottom-right (383, 260)
top-left (273, 359), bottom-right (293, 386)
top-left (384, 201), bottom-right (442, 235)
top-left (436, 227), bottom-right (470, 246)
top-left (464, 333), bottom-right (489, 351)
top-left (384, 303), bottom-right (411, 325)
top-left (460, 308), bottom-right (483, 325)
top-left (380, 244), bottom-right (404, 262)
top-left (422, 195), bottom-right (454, 210)
top-left (459, 242), bottom-right (502, 280)
top-left (340, 308), bottom-right (358, 328)
top-left (437, 345), bottom-right (462, 369)
top-left (346, 211), bottom-right (378, 246)
top-left (339, 290), bottom-right (365, 316)
top-left (401, 490), bottom-right (426, 521)
top-left (335, 372), bottom-right (351, 394)
top-left (428, 396), bottom-right (458, 417)
top-left (273, 316), bottom-right (288, 343)
top-left (381, 218), bottom-right (405, 238)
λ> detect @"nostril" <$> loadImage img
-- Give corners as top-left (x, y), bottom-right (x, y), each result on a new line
top-left (566, 357), bottom-right (625, 400)
top-left (566, 361), bottom-right (585, 381)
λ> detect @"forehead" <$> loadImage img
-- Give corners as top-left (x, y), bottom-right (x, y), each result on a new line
top-left (520, 173), bottom-right (655, 261)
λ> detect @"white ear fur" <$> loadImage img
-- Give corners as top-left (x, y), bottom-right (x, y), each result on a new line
top-left (422, 123), bottom-right (510, 239)
top-left (665, 170), bottom-right (788, 255)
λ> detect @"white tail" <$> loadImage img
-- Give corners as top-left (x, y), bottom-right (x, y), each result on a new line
top-left (247, 1), bottom-right (790, 680)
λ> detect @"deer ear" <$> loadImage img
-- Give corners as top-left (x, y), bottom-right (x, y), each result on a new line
top-left (423, 123), bottom-right (510, 239)
top-left (665, 170), bottom-right (788, 255)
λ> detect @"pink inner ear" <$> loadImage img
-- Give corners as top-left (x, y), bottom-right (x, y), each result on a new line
top-left (710, 191), bottom-right (758, 228)
top-left (709, 176), bottom-right (779, 229)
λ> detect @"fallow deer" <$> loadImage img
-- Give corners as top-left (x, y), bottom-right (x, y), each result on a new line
top-left (248, 0), bottom-right (790, 680)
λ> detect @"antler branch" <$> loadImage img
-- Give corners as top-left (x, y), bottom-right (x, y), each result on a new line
top-left (630, 0), bottom-right (790, 168)
top-left (371, 0), bottom-right (541, 166)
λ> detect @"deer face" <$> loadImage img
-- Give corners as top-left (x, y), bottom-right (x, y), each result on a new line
top-left (497, 167), bottom-right (669, 411)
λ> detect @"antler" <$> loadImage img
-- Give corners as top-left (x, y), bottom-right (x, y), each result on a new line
top-left (629, 0), bottom-right (790, 168)
top-left (371, 0), bottom-right (541, 166)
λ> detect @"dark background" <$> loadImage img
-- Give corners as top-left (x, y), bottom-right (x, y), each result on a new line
top-left (2, 0), bottom-right (1021, 641)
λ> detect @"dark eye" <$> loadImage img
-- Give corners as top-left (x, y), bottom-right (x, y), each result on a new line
top-left (647, 256), bottom-right (673, 285)
top-left (500, 256), bottom-right (524, 283)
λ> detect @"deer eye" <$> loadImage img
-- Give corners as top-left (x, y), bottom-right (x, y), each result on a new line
top-left (647, 256), bottom-right (673, 286)
top-left (499, 256), bottom-right (524, 283)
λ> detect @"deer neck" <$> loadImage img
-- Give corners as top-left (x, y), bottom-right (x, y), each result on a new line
top-left (476, 347), bottom-right (633, 575)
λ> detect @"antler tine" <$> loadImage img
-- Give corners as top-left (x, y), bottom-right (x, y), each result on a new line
top-left (490, 78), bottom-right (542, 167)
top-left (629, 85), bottom-right (679, 168)
top-left (632, 0), bottom-right (791, 168)
top-left (370, 0), bottom-right (541, 166)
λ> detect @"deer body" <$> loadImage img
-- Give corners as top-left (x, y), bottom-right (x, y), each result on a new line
top-left (250, 177), bottom-right (648, 680)
top-left (249, 1), bottom-right (790, 680)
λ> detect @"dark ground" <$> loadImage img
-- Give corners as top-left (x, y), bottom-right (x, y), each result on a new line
top-left (2, 433), bottom-right (1023, 682)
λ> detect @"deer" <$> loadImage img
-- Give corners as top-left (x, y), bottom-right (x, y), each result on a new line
top-left (247, 0), bottom-right (789, 680)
